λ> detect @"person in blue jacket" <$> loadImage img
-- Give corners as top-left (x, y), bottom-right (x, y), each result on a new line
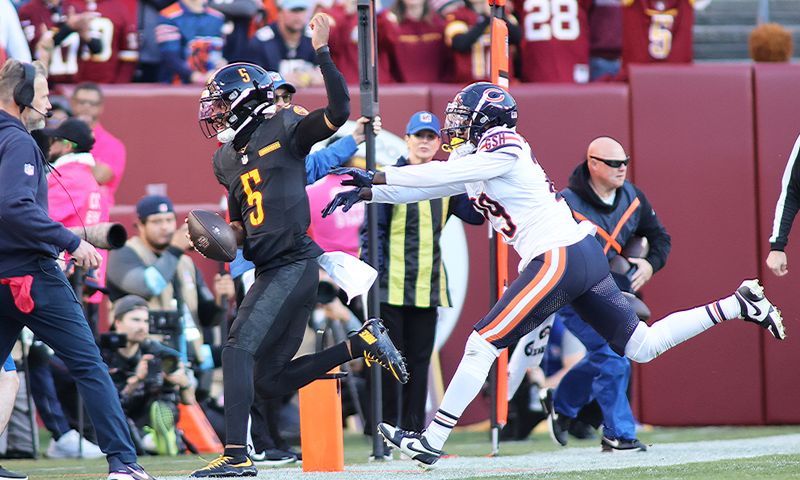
top-left (0, 59), bottom-right (157, 480)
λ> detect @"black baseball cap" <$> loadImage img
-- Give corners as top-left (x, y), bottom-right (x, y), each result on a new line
top-left (113, 295), bottom-right (148, 320)
top-left (41, 118), bottom-right (95, 152)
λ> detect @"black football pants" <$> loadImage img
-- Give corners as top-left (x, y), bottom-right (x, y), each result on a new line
top-left (222, 258), bottom-right (352, 446)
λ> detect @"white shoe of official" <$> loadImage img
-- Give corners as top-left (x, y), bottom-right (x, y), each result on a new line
top-left (377, 423), bottom-right (441, 467)
top-left (735, 279), bottom-right (787, 340)
top-left (46, 429), bottom-right (105, 459)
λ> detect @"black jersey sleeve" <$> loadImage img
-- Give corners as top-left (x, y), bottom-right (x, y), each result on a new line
top-left (292, 46), bottom-right (350, 156)
top-left (769, 134), bottom-right (800, 251)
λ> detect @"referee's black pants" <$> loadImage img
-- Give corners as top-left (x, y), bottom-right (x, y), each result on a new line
top-left (379, 303), bottom-right (438, 432)
top-left (222, 258), bottom-right (352, 447)
top-left (0, 258), bottom-right (137, 465)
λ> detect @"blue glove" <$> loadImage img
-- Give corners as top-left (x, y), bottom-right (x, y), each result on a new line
top-left (322, 188), bottom-right (365, 217)
top-left (330, 167), bottom-right (376, 188)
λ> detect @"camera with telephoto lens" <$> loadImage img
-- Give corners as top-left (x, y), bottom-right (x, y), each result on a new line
top-left (148, 310), bottom-right (183, 335)
top-left (317, 280), bottom-right (339, 305)
top-left (143, 351), bottom-right (180, 392)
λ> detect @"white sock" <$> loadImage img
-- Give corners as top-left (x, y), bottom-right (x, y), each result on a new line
top-left (625, 306), bottom-right (715, 363)
top-left (424, 332), bottom-right (499, 451)
top-left (715, 295), bottom-right (743, 321)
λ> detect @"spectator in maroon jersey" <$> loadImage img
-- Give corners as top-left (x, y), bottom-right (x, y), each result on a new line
top-left (19, 0), bottom-right (101, 84)
top-left (379, 0), bottom-right (448, 83)
top-left (589, 0), bottom-right (623, 81)
top-left (443, 0), bottom-right (519, 84)
top-left (512, 0), bottom-right (592, 83)
top-left (74, 0), bottom-right (139, 83)
top-left (620, 0), bottom-right (697, 79)
top-left (325, 0), bottom-right (360, 84)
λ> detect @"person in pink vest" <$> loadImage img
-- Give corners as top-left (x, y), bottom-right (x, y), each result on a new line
top-left (44, 117), bottom-right (109, 313)
top-left (70, 82), bottom-right (126, 213)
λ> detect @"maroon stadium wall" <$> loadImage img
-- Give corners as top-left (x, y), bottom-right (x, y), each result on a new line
top-left (97, 63), bottom-right (800, 426)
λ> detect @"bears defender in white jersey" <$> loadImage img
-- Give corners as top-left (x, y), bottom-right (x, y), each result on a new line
top-left (374, 123), bottom-right (595, 273)
top-left (324, 82), bottom-right (786, 468)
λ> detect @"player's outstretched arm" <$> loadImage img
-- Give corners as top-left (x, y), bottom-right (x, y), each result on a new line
top-left (295, 13), bottom-right (350, 154)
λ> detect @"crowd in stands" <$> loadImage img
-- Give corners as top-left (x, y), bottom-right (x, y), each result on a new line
top-left (0, 0), bottom-right (749, 89)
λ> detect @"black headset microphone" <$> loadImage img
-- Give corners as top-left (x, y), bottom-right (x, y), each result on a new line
top-left (13, 62), bottom-right (52, 118)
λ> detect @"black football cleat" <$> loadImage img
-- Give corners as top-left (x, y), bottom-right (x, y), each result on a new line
top-left (735, 279), bottom-right (787, 340)
top-left (540, 388), bottom-right (570, 447)
top-left (190, 455), bottom-right (256, 478)
top-left (601, 436), bottom-right (648, 452)
top-left (378, 423), bottom-right (441, 467)
top-left (352, 318), bottom-right (409, 384)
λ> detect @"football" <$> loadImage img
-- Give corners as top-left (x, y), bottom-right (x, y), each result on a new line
top-left (187, 210), bottom-right (238, 262)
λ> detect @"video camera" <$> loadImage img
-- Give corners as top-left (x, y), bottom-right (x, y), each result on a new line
top-left (99, 332), bottom-right (128, 350)
top-left (148, 310), bottom-right (183, 335)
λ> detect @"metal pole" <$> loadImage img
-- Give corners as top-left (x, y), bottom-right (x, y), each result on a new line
top-left (357, 0), bottom-right (384, 460)
top-left (756, 0), bottom-right (770, 24)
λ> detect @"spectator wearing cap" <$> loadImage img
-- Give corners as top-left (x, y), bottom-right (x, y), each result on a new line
top-left (105, 195), bottom-right (235, 388)
top-left (246, 0), bottom-right (324, 87)
top-left (360, 111), bottom-right (484, 435)
top-left (43, 118), bottom-right (110, 316)
top-left (267, 70), bottom-right (297, 109)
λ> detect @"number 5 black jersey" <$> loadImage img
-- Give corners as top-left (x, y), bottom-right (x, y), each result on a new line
top-left (213, 105), bottom-right (324, 271)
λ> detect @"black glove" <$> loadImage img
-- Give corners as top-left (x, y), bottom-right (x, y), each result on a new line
top-left (322, 188), bottom-right (364, 217)
top-left (330, 167), bottom-right (376, 188)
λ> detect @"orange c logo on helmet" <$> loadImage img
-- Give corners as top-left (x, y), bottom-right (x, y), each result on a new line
top-left (482, 88), bottom-right (506, 103)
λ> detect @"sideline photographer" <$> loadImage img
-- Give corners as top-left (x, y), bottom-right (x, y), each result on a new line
top-left (102, 295), bottom-right (195, 456)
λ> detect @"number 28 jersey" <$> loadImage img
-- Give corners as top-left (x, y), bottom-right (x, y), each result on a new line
top-left (373, 126), bottom-right (595, 271)
top-left (212, 107), bottom-right (323, 271)
top-left (513, 0), bottom-right (592, 83)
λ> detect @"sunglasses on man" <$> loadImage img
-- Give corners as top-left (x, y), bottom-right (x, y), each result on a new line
top-left (590, 155), bottom-right (630, 168)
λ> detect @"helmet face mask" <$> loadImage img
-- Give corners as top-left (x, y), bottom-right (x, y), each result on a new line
top-left (199, 88), bottom-right (231, 139)
top-left (198, 63), bottom-right (275, 139)
top-left (440, 82), bottom-right (518, 152)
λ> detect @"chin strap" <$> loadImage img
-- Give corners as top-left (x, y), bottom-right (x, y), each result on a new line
top-left (443, 137), bottom-right (476, 157)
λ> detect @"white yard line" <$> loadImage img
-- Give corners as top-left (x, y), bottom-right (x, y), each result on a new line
top-left (163, 433), bottom-right (800, 479)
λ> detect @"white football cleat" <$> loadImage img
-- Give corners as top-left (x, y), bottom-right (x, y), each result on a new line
top-left (377, 423), bottom-right (441, 467)
top-left (735, 279), bottom-right (786, 340)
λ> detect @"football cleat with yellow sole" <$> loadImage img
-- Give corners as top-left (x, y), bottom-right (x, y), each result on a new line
top-left (352, 318), bottom-right (409, 384)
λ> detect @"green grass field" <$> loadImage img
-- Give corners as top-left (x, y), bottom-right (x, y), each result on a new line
top-left (4, 426), bottom-right (800, 479)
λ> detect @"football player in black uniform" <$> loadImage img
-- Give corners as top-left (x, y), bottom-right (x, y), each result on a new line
top-left (191, 13), bottom-right (408, 477)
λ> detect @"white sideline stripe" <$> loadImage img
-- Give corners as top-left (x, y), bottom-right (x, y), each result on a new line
top-left (481, 248), bottom-right (561, 340)
top-left (159, 432), bottom-right (800, 479)
top-left (770, 133), bottom-right (800, 244)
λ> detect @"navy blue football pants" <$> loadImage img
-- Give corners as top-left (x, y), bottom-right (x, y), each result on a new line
top-left (474, 235), bottom-right (640, 355)
top-left (0, 258), bottom-right (136, 464)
